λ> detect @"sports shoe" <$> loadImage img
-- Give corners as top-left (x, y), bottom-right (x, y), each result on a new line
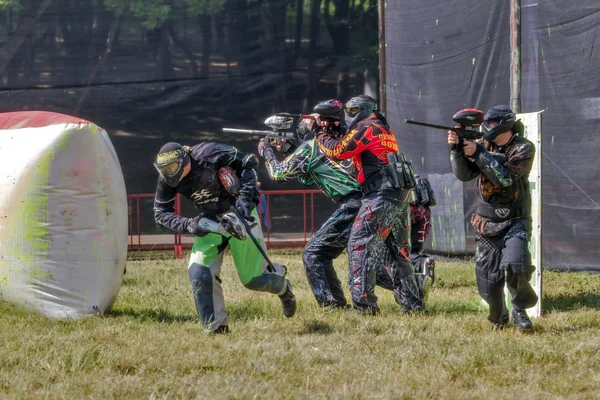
top-left (512, 309), bottom-right (533, 330)
top-left (213, 325), bottom-right (230, 334)
top-left (353, 305), bottom-right (381, 316)
top-left (279, 279), bottom-right (297, 318)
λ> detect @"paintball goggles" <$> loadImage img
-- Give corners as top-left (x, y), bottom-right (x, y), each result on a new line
top-left (404, 108), bottom-right (484, 153)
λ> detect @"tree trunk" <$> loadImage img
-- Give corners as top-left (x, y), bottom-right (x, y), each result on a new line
top-left (305, 0), bottom-right (322, 110)
top-left (75, 15), bottom-right (121, 113)
top-left (168, 22), bottom-right (199, 78)
top-left (0, 0), bottom-right (52, 81)
top-left (154, 25), bottom-right (174, 81)
top-left (198, 14), bottom-right (212, 78)
top-left (289, 0), bottom-right (303, 69)
top-left (269, 0), bottom-right (289, 109)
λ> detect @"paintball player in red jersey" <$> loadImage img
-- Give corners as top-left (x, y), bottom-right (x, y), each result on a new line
top-left (314, 95), bottom-right (424, 314)
top-left (153, 142), bottom-right (296, 334)
top-left (448, 105), bottom-right (538, 330)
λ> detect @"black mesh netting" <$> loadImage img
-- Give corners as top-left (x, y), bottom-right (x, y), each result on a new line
top-left (386, 0), bottom-right (600, 271)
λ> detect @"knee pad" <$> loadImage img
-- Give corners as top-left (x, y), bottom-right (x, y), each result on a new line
top-left (188, 263), bottom-right (213, 292)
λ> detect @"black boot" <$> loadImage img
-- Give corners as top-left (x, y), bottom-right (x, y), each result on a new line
top-left (279, 279), bottom-right (297, 318)
top-left (212, 325), bottom-right (230, 334)
top-left (394, 275), bottom-right (426, 314)
top-left (512, 308), bottom-right (533, 330)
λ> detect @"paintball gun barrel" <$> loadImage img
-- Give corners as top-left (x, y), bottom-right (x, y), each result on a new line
top-left (404, 108), bottom-right (484, 139)
top-left (222, 115), bottom-right (295, 139)
top-left (403, 108), bottom-right (484, 152)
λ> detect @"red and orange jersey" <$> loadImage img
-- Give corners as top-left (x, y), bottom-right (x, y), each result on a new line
top-left (315, 116), bottom-right (398, 183)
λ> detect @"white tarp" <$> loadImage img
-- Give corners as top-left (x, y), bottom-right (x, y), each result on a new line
top-left (0, 113), bottom-right (127, 318)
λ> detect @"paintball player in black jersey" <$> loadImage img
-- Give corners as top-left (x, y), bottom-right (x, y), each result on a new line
top-left (448, 105), bottom-right (538, 330)
top-left (153, 142), bottom-right (296, 334)
top-left (314, 95), bottom-right (424, 315)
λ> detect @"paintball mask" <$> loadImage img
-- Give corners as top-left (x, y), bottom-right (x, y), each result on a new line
top-left (154, 142), bottom-right (190, 187)
top-left (344, 95), bottom-right (376, 128)
top-left (482, 105), bottom-right (516, 142)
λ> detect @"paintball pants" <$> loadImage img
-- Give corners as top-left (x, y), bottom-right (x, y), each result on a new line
top-left (187, 211), bottom-right (287, 332)
top-left (474, 218), bottom-right (538, 324)
top-left (303, 193), bottom-right (362, 307)
top-left (349, 188), bottom-right (423, 312)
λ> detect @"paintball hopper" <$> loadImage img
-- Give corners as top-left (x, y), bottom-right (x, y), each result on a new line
top-left (452, 108), bottom-right (484, 128)
top-left (264, 115), bottom-right (294, 131)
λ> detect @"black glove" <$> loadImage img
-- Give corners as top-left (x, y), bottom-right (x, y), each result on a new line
top-left (220, 212), bottom-right (247, 240)
top-left (257, 139), bottom-right (275, 158)
top-left (235, 196), bottom-right (255, 222)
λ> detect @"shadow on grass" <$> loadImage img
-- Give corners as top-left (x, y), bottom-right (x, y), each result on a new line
top-left (542, 292), bottom-right (600, 313)
top-left (298, 320), bottom-right (334, 335)
top-left (109, 307), bottom-right (197, 324)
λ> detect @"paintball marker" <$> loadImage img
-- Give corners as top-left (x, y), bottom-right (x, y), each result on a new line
top-left (223, 115), bottom-right (297, 153)
top-left (223, 115), bottom-right (295, 139)
top-left (404, 108), bottom-right (484, 153)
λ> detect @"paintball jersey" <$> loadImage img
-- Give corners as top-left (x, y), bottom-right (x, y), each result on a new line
top-left (315, 116), bottom-right (398, 184)
top-left (154, 143), bottom-right (258, 232)
top-left (450, 134), bottom-right (534, 232)
top-left (263, 139), bottom-right (360, 202)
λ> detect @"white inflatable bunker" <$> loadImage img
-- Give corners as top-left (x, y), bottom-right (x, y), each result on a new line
top-left (0, 111), bottom-right (127, 318)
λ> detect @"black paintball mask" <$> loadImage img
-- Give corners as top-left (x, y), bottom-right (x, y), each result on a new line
top-left (344, 95), bottom-right (376, 129)
top-left (314, 98), bottom-right (345, 138)
top-left (482, 105), bottom-right (516, 142)
top-left (154, 142), bottom-right (190, 187)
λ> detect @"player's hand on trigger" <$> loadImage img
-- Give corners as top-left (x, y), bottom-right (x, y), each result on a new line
top-left (447, 128), bottom-right (460, 145)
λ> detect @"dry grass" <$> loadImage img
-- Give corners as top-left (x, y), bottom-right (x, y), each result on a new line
top-left (1, 250), bottom-right (600, 399)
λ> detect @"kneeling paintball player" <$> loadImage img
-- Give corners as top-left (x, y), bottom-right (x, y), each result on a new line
top-left (448, 105), bottom-right (538, 330)
top-left (153, 142), bottom-right (296, 334)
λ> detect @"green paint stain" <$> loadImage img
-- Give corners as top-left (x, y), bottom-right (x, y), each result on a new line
top-left (551, 135), bottom-right (554, 147)
top-left (0, 145), bottom-right (54, 303)
top-left (547, 23), bottom-right (551, 37)
top-left (431, 54), bottom-right (435, 61)
top-left (472, 57), bottom-right (476, 65)
top-left (421, 156), bottom-right (425, 166)
top-left (418, 90), bottom-right (422, 99)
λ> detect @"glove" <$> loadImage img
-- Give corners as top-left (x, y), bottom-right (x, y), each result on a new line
top-left (219, 212), bottom-right (247, 240)
top-left (186, 216), bottom-right (226, 237)
top-left (257, 138), bottom-right (275, 158)
top-left (235, 196), bottom-right (255, 222)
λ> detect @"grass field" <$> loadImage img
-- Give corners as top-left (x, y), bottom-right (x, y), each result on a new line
top-left (1, 250), bottom-right (600, 399)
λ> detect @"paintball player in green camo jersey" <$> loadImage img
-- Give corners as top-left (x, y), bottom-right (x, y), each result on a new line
top-left (153, 142), bottom-right (296, 334)
top-left (257, 99), bottom-right (434, 311)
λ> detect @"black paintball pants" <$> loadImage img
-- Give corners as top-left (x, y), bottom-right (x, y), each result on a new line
top-left (303, 193), bottom-right (362, 307)
top-left (350, 188), bottom-right (423, 313)
top-left (475, 218), bottom-right (538, 324)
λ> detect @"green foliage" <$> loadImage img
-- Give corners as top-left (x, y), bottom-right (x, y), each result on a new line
top-left (103, 0), bottom-right (225, 29)
top-left (0, 0), bottom-right (21, 11)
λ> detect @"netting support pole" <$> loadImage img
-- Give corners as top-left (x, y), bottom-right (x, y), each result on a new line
top-left (510, 0), bottom-right (521, 113)
top-left (378, 0), bottom-right (387, 115)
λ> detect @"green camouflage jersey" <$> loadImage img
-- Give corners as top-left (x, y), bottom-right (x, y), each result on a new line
top-left (263, 139), bottom-right (360, 202)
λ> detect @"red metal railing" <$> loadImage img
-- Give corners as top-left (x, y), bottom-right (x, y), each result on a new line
top-left (127, 189), bottom-right (322, 257)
